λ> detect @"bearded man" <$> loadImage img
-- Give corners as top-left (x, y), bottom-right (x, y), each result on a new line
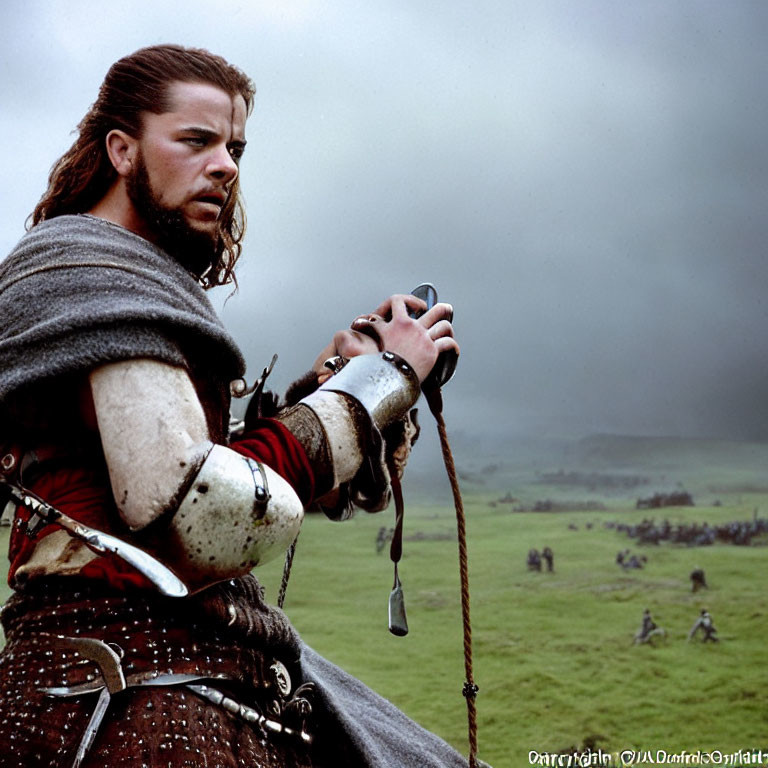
top-left (0, 44), bottom-right (467, 767)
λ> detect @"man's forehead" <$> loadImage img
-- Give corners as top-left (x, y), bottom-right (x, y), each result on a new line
top-left (163, 80), bottom-right (247, 130)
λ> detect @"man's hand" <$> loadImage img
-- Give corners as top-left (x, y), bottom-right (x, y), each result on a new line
top-left (312, 294), bottom-right (458, 384)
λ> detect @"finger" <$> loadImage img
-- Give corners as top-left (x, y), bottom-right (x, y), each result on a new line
top-left (350, 312), bottom-right (385, 329)
top-left (371, 294), bottom-right (427, 319)
top-left (334, 328), bottom-right (382, 356)
top-left (349, 316), bottom-right (385, 350)
top-left (388, 294), bottom-right (427, 320)
top-left (427, 319), bottom-right (455, 341)
top-left (434, 336), bottom-right (460, 357)
top-left (419, 302), bottom-right (454, 327)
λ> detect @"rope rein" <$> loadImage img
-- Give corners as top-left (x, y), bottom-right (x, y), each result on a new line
top-left (277, 534), bottom-right (298, 610)
top-left (425, 386), bottom-right (479, 768)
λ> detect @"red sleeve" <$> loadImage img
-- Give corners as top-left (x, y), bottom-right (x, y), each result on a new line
top-left (9, 466), bottom-right (157, 592)
top-left (230, 418), bottom-right (316, 507)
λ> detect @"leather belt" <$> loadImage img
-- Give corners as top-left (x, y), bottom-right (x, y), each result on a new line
top-left (38, 633), bottom-right (315, 768)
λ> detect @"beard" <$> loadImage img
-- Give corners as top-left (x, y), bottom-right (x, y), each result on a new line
top-left (126, 155), bottom-right (221, 279)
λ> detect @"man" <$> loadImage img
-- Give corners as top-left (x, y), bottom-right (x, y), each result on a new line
top-left (687, 609), bottom-right (719, 643)
top-left (690, 566), bottom-right (707, 592)
top-left (633, 608), bottom-right (665, 645)
top-left (0, 45), bottom-right (468, 767)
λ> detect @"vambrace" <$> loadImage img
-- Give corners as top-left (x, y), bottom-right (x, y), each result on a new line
top-left (315, 351), bottom-right (420, 432)
top-left (278, 353), bottom-right (420, 492)
top-left (157, 443), bottom-right (303, 590)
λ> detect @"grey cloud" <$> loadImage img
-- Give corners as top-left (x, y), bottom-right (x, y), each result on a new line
top-left (3, 0), bottom-right (768, 441)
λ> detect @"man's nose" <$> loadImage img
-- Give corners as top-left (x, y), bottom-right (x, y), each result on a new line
top-left (206, 145), bottom-right (239, 183)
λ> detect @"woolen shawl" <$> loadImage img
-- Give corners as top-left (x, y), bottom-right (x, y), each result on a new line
top-left (0, 214), bottom-right (245, 403)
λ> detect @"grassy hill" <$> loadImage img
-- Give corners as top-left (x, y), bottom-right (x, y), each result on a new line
top-left (254, 501), bottom-right (767, 767)
top-left (1, 434), bottom-right (767, 767)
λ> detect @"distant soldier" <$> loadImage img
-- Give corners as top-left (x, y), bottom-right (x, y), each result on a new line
top-left (634, 608), bottom-right (665, 645)
top-left (616, 549), bottom-right (629, 567)
top-left (375, 526), bottom-right (392, 554)
top-left (542, 546), bottom-right (554, 572)
top-left (527, 548), bottom-right (542, 572)
top-left (690, 567), bottom-right (708, 592)
top-left (687, 609), bottom-right (719, 643)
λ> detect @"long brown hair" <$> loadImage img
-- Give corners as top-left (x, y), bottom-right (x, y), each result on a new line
top-left (29, 44), bottom-right (256, 288)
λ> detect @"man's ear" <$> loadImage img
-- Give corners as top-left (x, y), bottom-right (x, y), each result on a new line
top-left (105, 130), bottom-right (137, 177)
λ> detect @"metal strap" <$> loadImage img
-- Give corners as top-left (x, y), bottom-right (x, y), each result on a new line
top-left (187, 683), bottom-right (312, 745)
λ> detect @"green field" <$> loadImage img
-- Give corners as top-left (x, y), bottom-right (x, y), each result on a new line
top-left (2, 434), bottom-right (767, 767)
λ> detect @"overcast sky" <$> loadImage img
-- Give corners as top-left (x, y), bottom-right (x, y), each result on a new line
top-left (2, 1), bottom-right (768, 442)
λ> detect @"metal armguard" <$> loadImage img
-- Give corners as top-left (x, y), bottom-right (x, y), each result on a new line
top-left (311, 352), bottom-right (420, 431)
top-left (163, 443), bottom-right (303, 590)
top-left (295, 353), bottom-right (420, 487)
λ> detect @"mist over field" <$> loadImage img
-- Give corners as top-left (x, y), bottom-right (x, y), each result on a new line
top-left (2, 2), bottom-right (768, 446)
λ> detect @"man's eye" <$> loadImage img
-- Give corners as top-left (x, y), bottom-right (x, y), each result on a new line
top-left (183, 137), bottom-right (207, 147)
top-left (228, 145), bottom-right (245, 160)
